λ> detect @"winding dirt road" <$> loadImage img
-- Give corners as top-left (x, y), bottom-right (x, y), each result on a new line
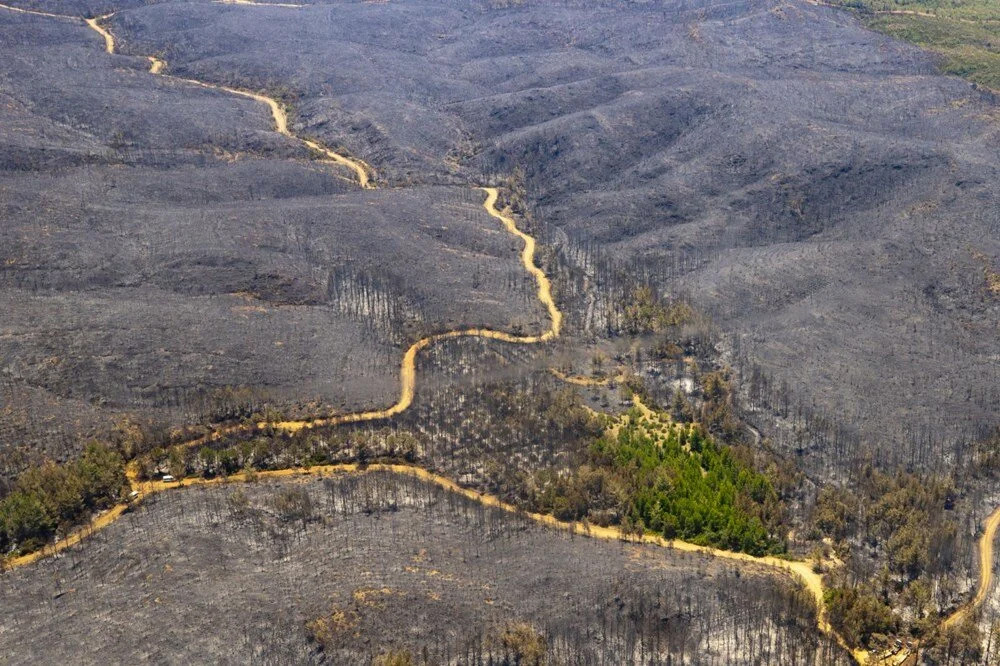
top-left (0, 2), bottom-right (65, 18)
top-left (217, 0), bottom-right (306, 7)
top-left (0, 0), bottom-right (562, 509)
top-left (5, 459), bottom-right (834, 653)
top-left (271, 187), bottom-right (561, 432)
top-left (943, 504), bottom-right (1000, 628)
top-left (6, 2), bottom-right (995, 663)
top-left (4, 459), bottom-right (856, 659)
top-left (85, 11), bottom-right (372, 187)
top-left (548, 368), bottom-right (623, 387)
top-left (0, 3), bottom-right (854, 659)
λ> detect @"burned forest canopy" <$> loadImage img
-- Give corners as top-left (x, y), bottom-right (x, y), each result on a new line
top-left (0, 0), bottom-right (999, 664)
top-left (0, 471), bottom-right (854, 665)
top-left (0, 0), bottom-right (997, 480)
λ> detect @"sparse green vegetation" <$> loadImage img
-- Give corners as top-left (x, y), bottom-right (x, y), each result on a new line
top-left (621, 286), bottom-right (695, 335)
top-left (272, 486), bottom-right (314, 528)
top-left (812, 466), bottom-right (964, 646)
top-left (823, 585), bottom-right (899, 649)
top-left (493, 622), bottom-right (547, 666)
top-left (2, 470), bottom-right (847, 664)
top-left (0, 443), bottom-right (127, 556)
top-left (925, 616), bottom-right (984, 665)
top-left (598, 414), bottom-right (783, 555)
top-left (533, 407), bottom-right (784, 556)
top-left (813, 467), bottom-right (958, 581)
top-left (830, 0), bottom-right (1000, 88)
top-left (374, 651), bottom-right (415, 666)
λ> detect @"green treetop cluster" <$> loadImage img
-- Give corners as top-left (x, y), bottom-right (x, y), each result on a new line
top-left (593, 412), bottom-right (782, 555)
top-left (0, 442), bottom-right (127, 557)
top-left (532, 407), bottom-right (785, 557)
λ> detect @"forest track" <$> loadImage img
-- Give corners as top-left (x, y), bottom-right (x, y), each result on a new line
top-left (0, 1), bottom-right (561, 525)
top-left (4, 461), bottom-right (833, 645)
top-left (548, 368), bottom-right (623, 387)
top-left (0, 1), bottom-right (841, 658)
top-left (0, 2), bottom-right (954, 662)
top-left (943, 503), bottom-right (1000, 629)
top-left (802, 0), bottom-right (981, 24)
top-left (267, 186), bottom-right (562, 433)
top-left (80, 8), bottom-right (372, 187)
top-left (216, 0), bottom-right (306, 7)
top-left (0, 2), bottom-right (67, 18)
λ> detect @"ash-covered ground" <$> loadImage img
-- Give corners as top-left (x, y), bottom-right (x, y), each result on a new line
top-left (0, 471), bottom-right (853, 665)
top-left (0, 4), bottom-right (548, 473)
top-left (95, 0), bottom-right (1000, 471)
top-left (2, 0), bottom-right (998, 470)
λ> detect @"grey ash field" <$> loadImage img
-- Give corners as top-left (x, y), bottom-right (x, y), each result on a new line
top-left (0, 2), bottom-right (550, 471)
top-left (1, 0), bottom-right (1000, 662)
top-left (1, 0), bottom-right (997, 477)
top-left (0, 471), bottom-right (852, 665)
top-left (109, 0), bottom-right (1000, 468)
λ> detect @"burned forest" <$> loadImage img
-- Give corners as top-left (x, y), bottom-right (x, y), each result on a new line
top-left (1, 0), bottom-right (998, 664)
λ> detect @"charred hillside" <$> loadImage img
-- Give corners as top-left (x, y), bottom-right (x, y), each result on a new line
top-left (93, 0), bottom-right (1000, 473)
top-left (0, 471), bottom-right (853, 665)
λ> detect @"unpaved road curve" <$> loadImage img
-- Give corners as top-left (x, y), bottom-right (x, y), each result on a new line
top-left (0, 2), bottom-right (562, 494)
top-left (0, 2), bottom-right (65, 18)
top-left (216, 0), bottom-right (306, 7)
top-left (944, 503), bottom-right (1000, 628)
top-left (1, 1), bottom-right (560, 443)
top-left (0, 3), bottom-right (927, 662)
top-left (4, 462), bottom-right (830, 639)
top-left (80, 8), bottom-right (373, 188)
top-left (270, 186), bottom-right (562, 433)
